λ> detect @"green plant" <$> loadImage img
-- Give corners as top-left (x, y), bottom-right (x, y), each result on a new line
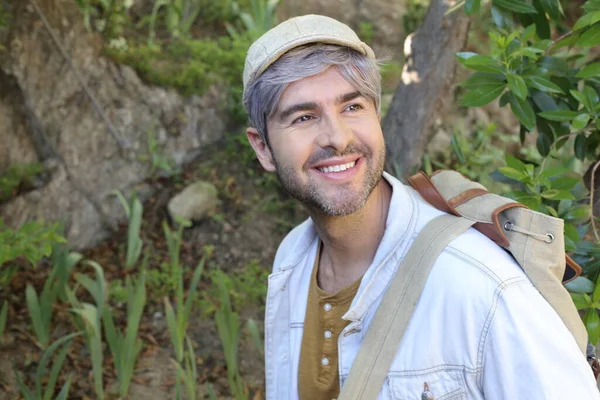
top-left (214, 269), bottom-right (247, 399)
top-left (70, 261), bottom-right (108, 400)
top-left (25, 243), bottom-right (81, 348)
top-left (0, 219), bottom-right (65, 266)
top-left (75, 0), bottom-right (133, 38)
top-left (358, 21), bottom-right (375, 45)
top-left (455, 0), bottom-right (600, 344)
top-left (16, 332), bottom-right (81, 400)
top-left (164, 255), bottom-right (206, 400)
top-left (0, 301), bottom-right (7, 337)
top-left (103, 261), bottom-right (147, 398)
top-left (148, 0), bottom-right (203, 44)
top-left (403, 0), bottom-right (429, 34)
top-left (431, 122), bottom-right (519, 192)
top-left (225, 0), bottom-right (280, 41)
top-left (0, 162), bottom-right (43, 202)
top-left (140, 127), bottom-right (175, 177)
top-left (113, 190), bottom-right (144, 270)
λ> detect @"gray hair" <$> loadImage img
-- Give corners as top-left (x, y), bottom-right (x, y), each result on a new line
top-left (243, 43), bottom-right (383, 144)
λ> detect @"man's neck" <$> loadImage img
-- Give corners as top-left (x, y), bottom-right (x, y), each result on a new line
top-left (310, 178), bottom-right (393, 293)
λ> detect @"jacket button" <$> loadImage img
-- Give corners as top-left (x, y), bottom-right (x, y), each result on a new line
top-left (321, 357), bottom-right (329, 366)
top-left (324, 330), bottom-right (333, 339)
top-left (324, 303), bottom-right (332, 311)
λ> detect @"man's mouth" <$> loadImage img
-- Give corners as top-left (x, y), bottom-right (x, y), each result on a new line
top-left (316, 161), bottom-right (357, 174)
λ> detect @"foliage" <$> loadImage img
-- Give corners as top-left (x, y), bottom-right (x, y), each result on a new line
top-left (214, 269), bottom-right (247, 399)
top-left (429, 122), bottom-right (519, 192)
top-left (226, 0), bottom-right (280, 41)
top-left (106, 34), bottom-right (252, 123)
top-left (456, 0), bottom-right (600, 343)
top-left (113, 190), bottom-right (144, 269)
top-left (0, 301), bottom-right (7, 337)
top-left (200, 259), bottom-right (269, 316)
top-left (74, 0), bottom-right (133, 39)
top-left (16, 332), bottom-right (81, 400)
top-left (404, 0), bottom-right (430, 34)
top-left (0, 219), bottom-right (66, 266)
top-left (147, 0), bottom-right (203, 45)
top-left (69, 261), bottom-right (108, 400)
top-left (102, 263), bottom-right (147, 398)
top-left (0, 162), bottom-right (43, 202)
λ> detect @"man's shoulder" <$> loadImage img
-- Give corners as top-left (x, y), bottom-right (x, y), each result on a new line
top-left (272, 218), bottom-right (316, 272)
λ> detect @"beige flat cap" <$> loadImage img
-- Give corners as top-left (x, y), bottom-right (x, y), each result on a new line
top-left (242, 14), bottom-right (376, 97)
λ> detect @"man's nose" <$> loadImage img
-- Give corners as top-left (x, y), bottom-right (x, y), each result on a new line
top-left (316, 113), bottom-right (353, 153)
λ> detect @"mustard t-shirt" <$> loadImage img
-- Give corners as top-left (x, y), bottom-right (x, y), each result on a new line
top-left (298, 243), bottom-right (362, 400)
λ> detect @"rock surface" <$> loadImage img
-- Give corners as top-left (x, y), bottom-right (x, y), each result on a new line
top-left (168, 181), bottom-right (220, 222)
top-left (0, 0), bottom-right (227, 249)
top-left (277, 0), bottom-right (408, 59)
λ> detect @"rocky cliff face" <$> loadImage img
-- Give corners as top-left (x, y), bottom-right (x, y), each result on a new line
top-left (0, 0), bottom-right (227, 249)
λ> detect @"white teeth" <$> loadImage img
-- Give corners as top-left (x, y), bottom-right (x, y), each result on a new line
top-left (318, 161), bottom-right (356, 173)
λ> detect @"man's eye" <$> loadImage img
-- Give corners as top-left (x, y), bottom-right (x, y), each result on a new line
top-left (293, 115), bottom-right (312, 124)
top-left (346, 104), bottom-right (363, 112)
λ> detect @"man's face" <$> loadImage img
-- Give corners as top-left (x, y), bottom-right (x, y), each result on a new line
top-left (248, 66), bottom-right (385, 216)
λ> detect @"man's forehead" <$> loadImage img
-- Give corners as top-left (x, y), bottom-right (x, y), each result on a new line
top-left (276, 68), bottom-right (359, 108)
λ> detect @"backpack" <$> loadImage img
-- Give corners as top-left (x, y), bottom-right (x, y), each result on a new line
top-left (338, 170), bottom-right (596, 400)
top-left (408, 170), bottom-right (587, 352)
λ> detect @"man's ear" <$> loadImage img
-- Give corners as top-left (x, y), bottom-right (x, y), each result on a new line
top-left (247, 127), bottom-right (276, 172)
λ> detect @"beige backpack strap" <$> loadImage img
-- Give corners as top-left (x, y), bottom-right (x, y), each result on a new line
top-left (338, 214), bottom-right (475, 400)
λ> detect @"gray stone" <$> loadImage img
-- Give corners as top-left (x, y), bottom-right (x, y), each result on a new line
top-left (168, 181), bottom-right (219, 222)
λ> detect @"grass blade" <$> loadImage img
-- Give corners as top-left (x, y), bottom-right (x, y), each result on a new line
top-left (26, 284), bottom-right (47, 348)
top-left (35, 332), bottom-right (82, 398)
top-left (55, 375), bottom-right (73, 400)
top-left (183, 257), bottom-right (205, 322)
top-left (0, 301), bottom-right (7, 336)
top-left (43, 340), bottom-right (73, 400)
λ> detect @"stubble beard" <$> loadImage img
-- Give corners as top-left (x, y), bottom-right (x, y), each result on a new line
top-left (272, 143), bottom-right (385, 217)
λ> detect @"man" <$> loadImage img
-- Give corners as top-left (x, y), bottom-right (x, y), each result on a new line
top-left (242, 14), bottom-right (600, 399)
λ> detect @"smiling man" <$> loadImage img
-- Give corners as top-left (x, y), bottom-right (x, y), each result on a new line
top-left (242, 14), bottom-right (600, 400)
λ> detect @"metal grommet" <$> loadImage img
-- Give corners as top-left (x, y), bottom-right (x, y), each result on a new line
top-left (545, 233), bottom-right (555, 243)
top-left (504, 221), bottom-right (513, 231)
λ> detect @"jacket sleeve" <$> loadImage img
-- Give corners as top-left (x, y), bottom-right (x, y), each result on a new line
top-left (481, 280), bottom-right (600, 399)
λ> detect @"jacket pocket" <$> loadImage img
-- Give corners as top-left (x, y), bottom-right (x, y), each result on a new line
top-left (387, 367), bottom-right (466, 400)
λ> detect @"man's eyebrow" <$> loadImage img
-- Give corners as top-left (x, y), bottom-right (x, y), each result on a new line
top-left (337, 91), bottom-right (363, 104)
top-left (278, 102), bottom-right (318, 122)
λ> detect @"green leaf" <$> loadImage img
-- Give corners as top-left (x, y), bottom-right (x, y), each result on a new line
top-left (538, 0), bottom-right (560, 19)
top-left (576, 62), bottom-right (600, 79)
top-left (586, 308), bottom-right (600, 345)
top-left (584, 0), bottom-right (600, 13)
top-left (575, 133), bottom-right (588, 160)
top-left (461, 72), bottom-right (506, 90)
top-left (507, 74), bottom-right (529, 100)
top-left (578, 25), bottom-right (600, 47)
top-left (574, 11), bottom-right (600, 30)
top-left (0, 301), bottom-right (7, 337)
top-left (571, 89), bottom-right (591, 110)
top-left (572, 293), bottom-right (592, 310)
top-left (465, 0), bottom-right (481, 14)
top-left (506, 154), bottom-right (529, 173)
top-left (456, 53), bottom-right (505, 73)
top-left (536, 132), bottom-right (552, 156)
top-left (461, 85), bottom-right (506, 107)
top-left (538, 56), bottom-right (570, 76)
top-left (572, 113), bottom-right (591, 130)
top-left (498, 167), bottom-right (527, 180)
top-left (550, 177), bottom-right (580, 191)
top-left (508, 92), bottom-right (536, 131)
top-left (523, 75), bottom-right (564, 94)
top-left (493, 0), bottom-right (538, 13)
top-left (566, 276), bottom-right (595, 293)
top-left (538, 109), bottom-right (579, 121)
top-left (541, 189), bottom-right (575, 200)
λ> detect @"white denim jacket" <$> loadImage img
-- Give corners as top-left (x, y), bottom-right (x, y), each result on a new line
top-left (264, 172), bottom-right (600, 400)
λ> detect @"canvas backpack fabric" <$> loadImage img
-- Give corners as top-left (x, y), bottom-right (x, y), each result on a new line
top-left (408, 170), bottom-right (588, 354)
